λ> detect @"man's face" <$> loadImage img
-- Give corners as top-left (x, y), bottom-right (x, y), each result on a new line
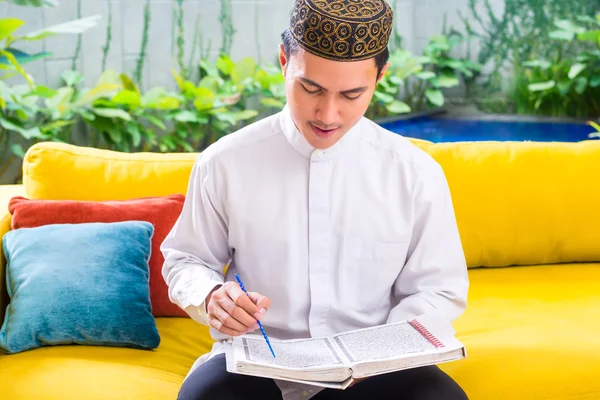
top-left (279, 45), bottom-right (389, 150)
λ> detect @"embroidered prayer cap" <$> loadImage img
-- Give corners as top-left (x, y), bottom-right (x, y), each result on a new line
top-left (289, 0), bottom-right (394, 62)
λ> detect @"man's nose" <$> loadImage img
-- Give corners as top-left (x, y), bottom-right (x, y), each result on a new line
top-left (316, 96), bottom-right (338, 126)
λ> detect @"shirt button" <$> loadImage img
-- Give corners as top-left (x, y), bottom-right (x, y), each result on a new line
top-left (314, 150), bottom-right (323, 159)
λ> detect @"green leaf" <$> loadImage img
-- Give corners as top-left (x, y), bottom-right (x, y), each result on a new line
top-left (438, 59), bottom-right (464, 69)
top-left (388, 76), bottom-right (403, 85)
top-left (568, 63), bottom-right (586, 79)
top-left (154, 96), bottom-right (180, 110)
top-left (231, 57), bottom-right (256, 85)
top-left (522, 60), bottom-right (551, 70)
top-left (269, 83), bottom-right (286, 99)
top-left (96, 68), bottom-right (121, 86)
top-left (141, 87), bottom-right (180, 110)
top-left (0, 117), bottom-right (43, 139)
top-left (385, 100), bottom-right (411, 114)
top-left (120, 73), bottom-right (139, 93)
top-left (11, 143), bottom-right (25, 159)
top-left (425, 89), bottom-right (444, 107)
top-left (557, 79), bottom-right (572, 95)
top-left (93, 108), bottom-right (132, 121)
top-left (9, 0), bottom-right (59, 7)
top-left (416, 71), bottom-right (436, 80)
top-left (233, 109), bottom-right (259, 121)
top-left (26, 85), bottom-right (56, 98)
top-left (193, 87), bottom-right (216, 111)
top-left (0, 48), bottom-right (51, 66)
top-left (590, 76), bottom-right (600, 88)
top-left (61, 70), bottom-right (83, 86)
top-left (40, 119), bottom-right (74, 133)
top-left (144, 114), bottom-right (167, 130)
top-left (125, 121), bottom-right (142, 147)
top-left (528, 81), bottom-right (556, 92)
top-left (577, 30), bottom-right (600, 43)
top-left (105, 127), bottom-right (123, 144)
top-left (74, 83), bottom-right (121, 106)
top-left (22, 15), bottom-right (101, 40)
top-left (0, 18), bottom-right (25, 40)
top-left (198, 76), bottom-right (222, 93)
top-left (548, 30), bottom-right (575, 41)
top-left (434, 74), bottom-right (460, 88)
top-left (373, 91), bottom-right (395, 103)
top-left (213, 111), bottom-right (237, 125)
top-left (576, 15), bottom-right (596, 24)
top-left (260, 97), bottom-right (285, 109)
top-left (174, 110), bottom-right (199, 123)
top-left (199, 59), bottom-right (219, 77)
top-left (216, 54), bottom-right (235, 76)
top-left (112, 89), bottom-right (141, 107)
top-left (574, 77), bottom-right (588, 94)
top-left (45, 86), bottom-right (74, 110)
top-left (553, 19), bottom-right (585, 34)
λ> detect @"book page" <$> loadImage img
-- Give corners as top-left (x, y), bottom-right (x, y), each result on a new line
top-left (241, 336), bottom-right (345, 369)
top-left (332, 322), bottom-right (436, 363)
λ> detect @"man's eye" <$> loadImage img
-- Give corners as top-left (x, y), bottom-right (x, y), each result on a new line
top-left (344, 93), bottom-right (362, 100)
top-left (302, 85), bottom-right (320, 94)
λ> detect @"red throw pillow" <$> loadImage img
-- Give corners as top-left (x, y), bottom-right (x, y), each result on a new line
top-left (8, 195), bottom-right (188, 318)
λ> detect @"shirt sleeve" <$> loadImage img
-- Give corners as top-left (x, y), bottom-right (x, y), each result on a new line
top-left (387, 164), bottom-right (469, 325)
top-left (160, 154), bottom-right (230, 325)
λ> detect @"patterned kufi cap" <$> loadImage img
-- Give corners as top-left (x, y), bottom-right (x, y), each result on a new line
top-left (289, 0), bottom-right (394, 62)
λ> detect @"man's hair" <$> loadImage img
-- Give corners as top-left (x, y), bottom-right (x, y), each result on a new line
top-left (281, 29), bottom-right (389, 78)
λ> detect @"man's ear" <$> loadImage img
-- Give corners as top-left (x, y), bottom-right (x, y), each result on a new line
top-left (279, 44), bottom-right (288, 78)
top-left (377, 61), bottom-right (390, 83)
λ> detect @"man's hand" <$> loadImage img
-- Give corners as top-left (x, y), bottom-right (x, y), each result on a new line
top-left (205, 281), bottom-right (271, 336)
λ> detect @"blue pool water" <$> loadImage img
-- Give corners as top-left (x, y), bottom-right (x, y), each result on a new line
top-left (379, 117), bottom-right (597, 143)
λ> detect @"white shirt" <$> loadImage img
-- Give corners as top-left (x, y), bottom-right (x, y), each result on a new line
top-left (160, 105), bottom-right (469, 399)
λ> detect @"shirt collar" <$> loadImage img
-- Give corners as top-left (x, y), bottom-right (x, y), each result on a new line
top-left (280, 104), bottom-right (359, 160)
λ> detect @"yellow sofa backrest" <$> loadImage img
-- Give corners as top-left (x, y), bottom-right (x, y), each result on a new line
top-left (19, 139), bottom-right (600, 269)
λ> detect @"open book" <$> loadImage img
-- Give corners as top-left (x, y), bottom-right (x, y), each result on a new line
top-left (225, 314), bottom-right (466, 389)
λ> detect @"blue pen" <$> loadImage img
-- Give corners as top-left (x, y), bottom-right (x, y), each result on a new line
top-left (234, 273), bottom-right (276, 358)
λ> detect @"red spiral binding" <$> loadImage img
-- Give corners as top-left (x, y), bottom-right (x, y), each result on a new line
top-left (409, 319), bottom-right (445, 348)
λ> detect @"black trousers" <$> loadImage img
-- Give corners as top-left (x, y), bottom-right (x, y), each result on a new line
top-left (177, 354), bottom-right (469, 400)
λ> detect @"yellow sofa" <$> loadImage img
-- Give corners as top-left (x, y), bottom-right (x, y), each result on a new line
top-left (1, 139), bottom-right (600, 400)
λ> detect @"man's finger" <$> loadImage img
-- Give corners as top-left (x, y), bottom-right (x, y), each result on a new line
top-left (208, 317), bottom-right (245, 337)
top-left (226, 284), bottom-right (262, 320)
top-left (212, 305), bottom-right (249, 333)
top-left (248, 292), bottom-right (271, 314)
top-left (218, 295), bottom-right (259, 328)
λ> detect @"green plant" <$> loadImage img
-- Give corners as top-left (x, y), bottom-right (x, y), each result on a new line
top-left (0, 14), bottom-right (100, 97)
top-left (0, 0), bottom-right (59, 6)
top-left (133, 0), bottom-right (151, 86)
top-left (514, 14), bottom-right (600, 118)
top-left (459, 0), bottom-right (599, 92)
top-left (366, 34), bottom-right (482, 119)
top-left (161, 54), bottom-right (278, 152)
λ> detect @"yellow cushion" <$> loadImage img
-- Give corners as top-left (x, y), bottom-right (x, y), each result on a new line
top-left (441, 263), bottom-right (600, 399)
top-left (0, 318), bottom-right (214, 400)
top-left (22, 142), bottom-right (198, 201)
top-left (428, 140), bottom-right (600, 267)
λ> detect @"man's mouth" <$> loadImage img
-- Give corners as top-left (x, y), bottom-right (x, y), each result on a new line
top-left (310, 123), bottom-right (339, 138)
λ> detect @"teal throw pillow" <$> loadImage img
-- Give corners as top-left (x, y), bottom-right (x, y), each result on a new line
top-left (0, 220), bottom-right (160, 354)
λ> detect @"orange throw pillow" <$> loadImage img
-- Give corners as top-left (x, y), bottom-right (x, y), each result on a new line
top-left (8, 195), bottom-right (187, 318)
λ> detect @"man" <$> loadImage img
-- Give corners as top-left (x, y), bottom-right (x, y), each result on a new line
top-left (161, 0), bottom-right (469, 399)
